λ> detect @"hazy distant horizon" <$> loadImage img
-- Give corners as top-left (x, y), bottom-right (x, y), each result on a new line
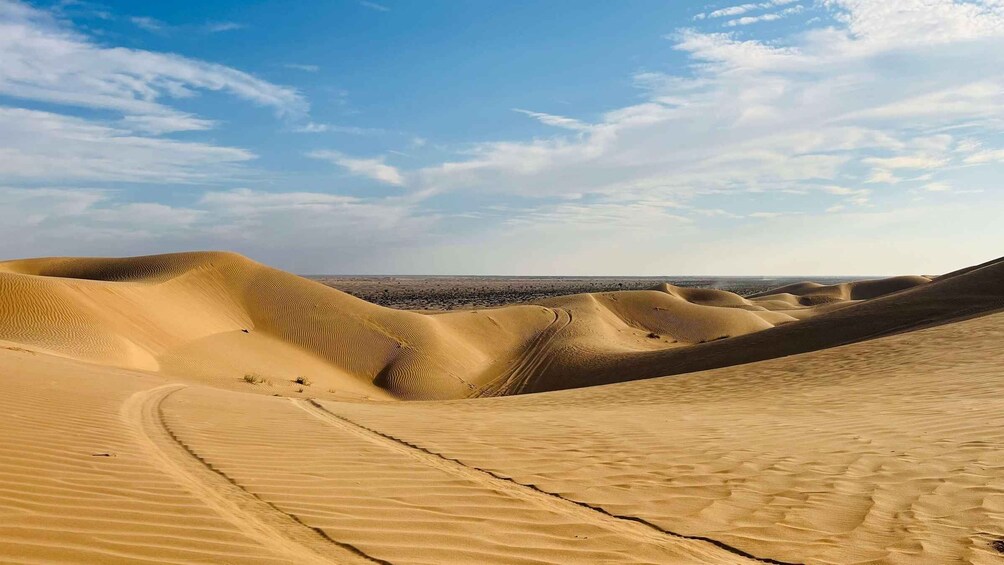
top-left (306, 274), bottom-right (871, 280)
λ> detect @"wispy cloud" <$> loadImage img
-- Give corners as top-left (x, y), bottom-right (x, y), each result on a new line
top-left (294, 122), bottom-right (330, 133)
top-left (284, 63), bottom-right (320, 72)
top-left (406, 0), bottom-right (1004, 226)
top-left (963, 147), bottom-right (1004, 164)
top-left (293, 122), bottom-right (388, 135)
top-left (309, 150), bottom-right (405, 185)
top-left (0, 1), bottom-right (306, 121)
top-left (699, 0), bottom-right (798, 19)
top-left (0, 0), bottom-right (302, 185)
top-left (129, 16), bottom-right (164, 32)
top-left (129, 15), bottom-right (245, 34)
top-left (514, 109), bottom-right (592, 131)
top-left (0, 107), bottom-right (254, 183)
top-left (205, 21), bottom-right (244, 32)
top-left (359, 1), bottom-right (390, 12)
top-left (0, 187), bottom-right (432, 273)
top-left (724, 5), bottom-right (803, 26)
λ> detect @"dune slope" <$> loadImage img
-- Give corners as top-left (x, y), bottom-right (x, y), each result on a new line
top-left (330, 309), bottom-right (1004, 564)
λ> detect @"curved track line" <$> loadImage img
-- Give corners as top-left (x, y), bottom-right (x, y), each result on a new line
top-left (471, 307), bottom-right (572, 398)
top-left (295, 398), bottom-right (799, 565)
top-left (121, 384), bottom-right (388, 565)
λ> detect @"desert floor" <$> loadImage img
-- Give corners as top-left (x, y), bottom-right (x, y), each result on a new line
top-left (312, 275), bottom-right (858, 311)
top-left (0, 252), bottom-right (1001, 564)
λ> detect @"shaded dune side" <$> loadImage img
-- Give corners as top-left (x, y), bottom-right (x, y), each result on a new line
top-left (526, 257), bottom-right (1003, 393)
top-left (749, 275), bottom-right (932, 306)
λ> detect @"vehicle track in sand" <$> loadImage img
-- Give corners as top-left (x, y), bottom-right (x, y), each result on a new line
top-left (121, 384), bottom-right (388, 565)
top-left (470, 307), bottom-right (573, 398)
top-left (295, 397), bottom-right (801, 565)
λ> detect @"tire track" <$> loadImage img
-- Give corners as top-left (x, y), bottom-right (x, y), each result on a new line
top-left (471, 307), bottom-right (572, 398)
top-left (121, 384), bottom-right (388, 565)
top-left (295, 398), bottom-right (800, 565)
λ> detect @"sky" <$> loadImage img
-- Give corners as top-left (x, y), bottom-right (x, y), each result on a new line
top-left (0, 0), bottom-right (1002, 275)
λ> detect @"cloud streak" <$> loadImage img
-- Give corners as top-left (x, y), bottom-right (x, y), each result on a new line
top-left (309, 150), bottom-right (405, 186)
top-left (0, 1), bottom-right (305, 123)
top-left (405, 0), bottom-right (1004, 220)
top-left (359, 1), bottom-right (390, 12)
top-left (0, 0), bottom-right (305, 184)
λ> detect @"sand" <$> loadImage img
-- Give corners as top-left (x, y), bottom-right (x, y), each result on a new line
top-left (0, 251), bottom-right (1001, 563)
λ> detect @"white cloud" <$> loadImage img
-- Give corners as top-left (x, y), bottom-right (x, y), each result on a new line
top-left (0, 107), bottom-right (254, 183)
top-left (309, 150), bottom-right (405, 186)
top-left (119, 113), bottom-right (216, 134)
top-left (359, 1), bottom-right (390, 12)
top-left (294, 122), bottom-right (331, 133)
top-left (129, 16), bottom-right (163, 32)
top-left (963, 148), bottom-right (1004, 164)
top-left (862, 155), bottom-right (946, 169)
top-left (707, 0), bottom-right (798, 18)
top-left (293, 122), bottom-right (388, 135)
top-left (284, 63), bottom-right (320, 72)
top-left (824, 0), bottom-right (1004, 49)
top-left (502, 199), bottom-right (691, 231)
top-left (0, 1), bottom-right (306, 121)
top-left (405, 0), bottom-right (1004, 223)
top-left (865, 169), bottom-right (901, 184)
top-left (922, 182), bottom-right (952, 192)
top-left (672, 30), bottom-right (801, 69)
top-left (205, 21), bottom-right (244, 33)
top-left (0, 187), bottom-right (434, 272)
top-left (0, 0), bottom-right (309, 184)
top-left (514, 109), bottom-right (592, 131)
top-left (724, 5), bottom-right (803, 26)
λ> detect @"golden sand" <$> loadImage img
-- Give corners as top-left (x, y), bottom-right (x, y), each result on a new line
top-left (0, 251), bottom-right (1000, 563)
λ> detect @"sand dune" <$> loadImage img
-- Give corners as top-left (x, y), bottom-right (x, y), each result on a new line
top-left (331, 309), bottom-right (1004, 564)
top-left (748, 275), bottom-right (931, 305)
top-left (523, 258), bottom-right (1000, 394)
top-left (0, 251), bottom-right (1002, 563)
top-left (0, 251), bottom-right (941, 400)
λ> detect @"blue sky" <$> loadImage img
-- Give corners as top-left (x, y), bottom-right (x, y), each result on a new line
top-left (1, 0), bottom-right (1002, 274)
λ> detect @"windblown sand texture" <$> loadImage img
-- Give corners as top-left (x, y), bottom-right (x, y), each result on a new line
top-left (0, 251), bottom-right (1001, 564)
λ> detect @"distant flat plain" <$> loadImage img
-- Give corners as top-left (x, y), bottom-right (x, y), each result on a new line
top-left (310, 275), bottom-right (863, 310)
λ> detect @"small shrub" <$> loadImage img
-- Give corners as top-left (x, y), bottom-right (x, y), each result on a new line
top-left (243, 373), bottom-right (264, 384)
top-left (294, 376), bottom-right (312, 386)
top-left (296, 387), bottom-right (304, 393)
top-left (647, 332), bottom-right (660, 339)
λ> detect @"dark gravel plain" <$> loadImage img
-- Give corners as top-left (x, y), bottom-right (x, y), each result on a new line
top-left (308, 275), bottom-right (861, 311)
